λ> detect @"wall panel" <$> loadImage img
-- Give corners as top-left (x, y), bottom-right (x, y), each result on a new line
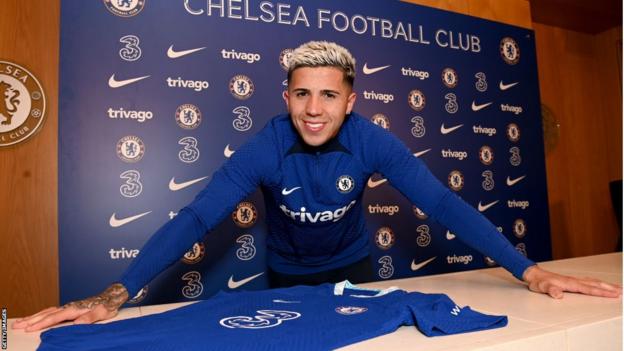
top-left (0, 1), bottom-right (60, 317)
top-left (534, 23), bottom-right (621, 258)
top-left (402, 0), bottom-right (531, 29)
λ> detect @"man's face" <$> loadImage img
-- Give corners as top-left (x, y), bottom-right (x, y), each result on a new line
top-left (283, 66), bottom-right (356, 147)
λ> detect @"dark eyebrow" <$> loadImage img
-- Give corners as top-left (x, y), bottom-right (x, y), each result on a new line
top-left (321, 89), bottom-right (341, 95)
top-left (292, 88), bottom-right (310, 93)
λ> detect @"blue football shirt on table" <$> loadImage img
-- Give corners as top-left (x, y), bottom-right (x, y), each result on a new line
top-left (39, 281), bottom-right (507, 351)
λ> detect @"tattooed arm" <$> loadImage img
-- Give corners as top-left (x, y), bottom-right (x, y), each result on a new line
top-left (12, 283), bottom-right (129, 332)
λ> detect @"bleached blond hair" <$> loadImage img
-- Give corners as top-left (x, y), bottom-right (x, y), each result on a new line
top-left (287, 41), bottom-right (356, 86)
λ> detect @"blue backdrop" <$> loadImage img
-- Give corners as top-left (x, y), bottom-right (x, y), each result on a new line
top-left (59, 0), bottom-right (551, 306)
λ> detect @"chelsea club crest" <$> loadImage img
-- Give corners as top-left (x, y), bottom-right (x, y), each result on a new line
top-left (103, 0), bottom-right (146, 17)
top-left (0, 61), bottom-right (46, 147)
top-left (336, 175), bottom-right (355, 193)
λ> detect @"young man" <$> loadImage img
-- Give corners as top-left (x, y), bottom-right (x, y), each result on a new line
top-left (14, 41), bottom-right (621, 332)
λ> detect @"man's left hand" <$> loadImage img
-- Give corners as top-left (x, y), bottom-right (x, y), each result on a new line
top-left (523, 265), bottom-right (622, 299)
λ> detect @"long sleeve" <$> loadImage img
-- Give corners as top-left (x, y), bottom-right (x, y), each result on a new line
top-left (119, 125), bottom-right (279, 297)
top-left (360, 119), bottom-right (534, 280)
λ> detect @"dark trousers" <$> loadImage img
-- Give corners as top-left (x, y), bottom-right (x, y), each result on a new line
top-left (268, 256), bottom-right (374, 288)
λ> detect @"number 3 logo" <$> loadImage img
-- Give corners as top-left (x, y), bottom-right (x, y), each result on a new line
top-left (220, 310), bottom-right (301, 329)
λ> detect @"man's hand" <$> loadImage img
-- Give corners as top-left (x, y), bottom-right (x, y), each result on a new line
top-left (523, 265), bottom-right (622, 299)
top-left (11, 283), bottom-right (129, 332)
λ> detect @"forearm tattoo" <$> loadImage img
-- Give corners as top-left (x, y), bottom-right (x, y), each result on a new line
top-left (64, 283), bottom-right (129, 312)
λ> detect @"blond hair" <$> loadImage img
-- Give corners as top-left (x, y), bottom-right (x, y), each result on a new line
top-left (287, 41), bottom-right (356, 86)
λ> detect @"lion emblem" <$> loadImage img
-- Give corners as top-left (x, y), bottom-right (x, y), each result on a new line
top-left (0, 80), bottom-right (20, 125)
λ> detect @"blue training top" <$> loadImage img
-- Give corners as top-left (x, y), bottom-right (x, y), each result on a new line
top-left (38, 281), bottom-right (508, 350)
top-left (119, 113), bottom-right (534, 297)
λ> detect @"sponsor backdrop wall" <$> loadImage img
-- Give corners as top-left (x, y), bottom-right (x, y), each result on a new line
top-left (59, 0), bottom-right (551, 305)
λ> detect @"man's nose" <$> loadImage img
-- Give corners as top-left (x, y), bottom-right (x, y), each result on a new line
top-left (305, 95), bottom-right (322, 116)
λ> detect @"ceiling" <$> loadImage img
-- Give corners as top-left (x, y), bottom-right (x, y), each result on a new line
top-left (529, 0), bottom-right (622, 34)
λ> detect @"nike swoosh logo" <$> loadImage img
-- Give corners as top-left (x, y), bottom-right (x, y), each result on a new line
top-left (109, 211), bottom-right (152, 228)
top-left (363, 63), bottom-right (391, 75)
top-left (506, 175), bottom-right (526, 186)
top-left (367, 178), bottom-right (388, 188)
top-left (446, 231), bottom-right (456, 240)
top-left (224, 144), bottom-right (235, 158)
top-left (169, 176), bottom-right (208, 191)
top-left (413, 149), bottom-right (431, 158)
top-left (167, 45), bottom-right (206, 59)
top-left (499, 81), bottom-right (519, 91)
top-left (273, 299), bottom-right (301, 304)
top-left (228, 272), bottom-right (264, 289)
top-left (108, 74), bottom-right (150, 88)
top-left (440, 123), bottom-right (463, 135)
top-left (281, 187), bottom-right (301, 196)
top-left (471, 101), bottom-right (493, 112)
top-left (478, 200), bottom-right (499, 212)
top-left (411, 256), bottom-right (436, 271)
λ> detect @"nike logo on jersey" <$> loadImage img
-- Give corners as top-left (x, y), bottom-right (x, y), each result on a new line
top-left (477, 200), bottom-right (499, 212)
top-left (367, 178), bottom-right (388, 188)
top-left (109, 211), bottom-right (152, 228)
top-left (471, 101), bottom-right (493, 112)
top-left (273, 299), bottom-right (301, 304)
top-left (362, 63), bottom-right (391, 75)
top-left (413, 149), bottom-right (431, 158)
top-left (224, 144), bottom-right (235, 158)
top-left (411, 256), bottom-right (436, 271)
top-left (167, 45), bottom-right (206, 59)
top-left (108, 74), bottom-right (150, 88)
top-left (506, 175), bottom-right (526, 186)
top-left (281, 187), bottom-right (301, 196)
top-left (499, 80), bottom-right (519, 91)
top-left (440, 123), bottom-right (463, 135)
top-left (228, 272), bottom-right (264, 289)
top-left (446, 230), bottom-right (456, 240)
top-left (169, 176), bottom-right (208, 191)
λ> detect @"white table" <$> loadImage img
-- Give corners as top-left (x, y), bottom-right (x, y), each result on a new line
top-left (6, 253), bottom-right (622, 350)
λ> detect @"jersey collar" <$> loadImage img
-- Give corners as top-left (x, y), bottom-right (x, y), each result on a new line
top-left (286, 135), bottom-right (351, 156)
top-left (333, 280), bottom-right (401, 297)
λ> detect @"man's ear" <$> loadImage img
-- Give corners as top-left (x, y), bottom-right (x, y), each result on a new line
top-left (282, 90), bottom-right (290, 110)
top-left (346, 91), bottom-right (357, 114)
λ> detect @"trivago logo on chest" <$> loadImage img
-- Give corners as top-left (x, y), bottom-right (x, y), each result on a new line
top-left (280, 200), bottom-right (357, 223)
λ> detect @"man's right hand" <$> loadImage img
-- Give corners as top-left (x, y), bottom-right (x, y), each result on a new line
top-left (11, 283), bottom-right (129, 332)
